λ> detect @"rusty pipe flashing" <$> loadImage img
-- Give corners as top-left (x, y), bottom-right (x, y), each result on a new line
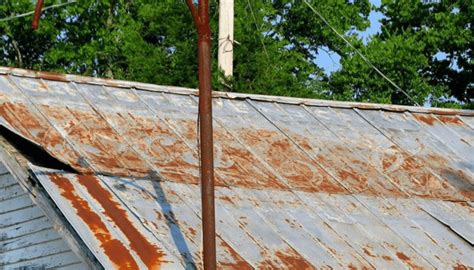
top-left (32, 0), bottom-right (44, 30)
top-left (186, 0), bottom-right (216, 269)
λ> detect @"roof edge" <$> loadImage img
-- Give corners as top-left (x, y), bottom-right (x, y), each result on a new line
top-left (1, 66), bottom-right (472, 116)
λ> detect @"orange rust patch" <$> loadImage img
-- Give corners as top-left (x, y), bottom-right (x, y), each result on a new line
top-left (396, 252), bottom-right (422, 270)
top-left (49, 174), bottom-right (139, 269)
top-left (238, 129), bottom-right (346, 194)
top-left (119, 114), bottom-right (200, 184)
top-left (218, 239), bottom-right (253, 269)
top-left (348, 264), bottom-right (357, 270)
top-left (36, 71), bottom-right (69, 82)
top-left (188, 227), bottom-right (197, 237)
top-left (438, 116), bottom-right (463, 125)
top-left (413, 114), bottom-right (437, 125)
top-left (219, 195), bottom-right (234, 204)
top-left (0, 103), bottom-right (87, 172)
top-left (382, 255), bottom-right (393, 261)
top-left (363, 247), bottom-right (376, 257)
top-left (274, 248), bottom-right (314, 269)
top-left (382, 154), bottom-right (398, 171)
top-left (76, 175), bottom-right (166, 269)
top-left (453, 263), bottom-right (469, 270)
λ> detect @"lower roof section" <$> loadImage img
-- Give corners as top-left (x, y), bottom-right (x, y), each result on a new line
top-left (31, 165), bottom-right (473, 269)
top-left (0, 162), bottom-right (87, 270)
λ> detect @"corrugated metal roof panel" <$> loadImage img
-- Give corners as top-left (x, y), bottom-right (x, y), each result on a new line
top-left (0, 67), bottom-right (472, 269)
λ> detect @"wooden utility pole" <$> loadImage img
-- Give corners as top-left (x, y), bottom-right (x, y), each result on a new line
top-left (218, 0), bottom-right (234, 77)
top-left (186, 1), bottom-right (216, 269)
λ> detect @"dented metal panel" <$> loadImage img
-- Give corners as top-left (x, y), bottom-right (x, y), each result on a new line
top-left (0, 68), bottom-right (472, 269)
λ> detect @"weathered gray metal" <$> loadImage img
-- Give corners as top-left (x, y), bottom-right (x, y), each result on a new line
top-left (0, 67), bottom-right (472, 269)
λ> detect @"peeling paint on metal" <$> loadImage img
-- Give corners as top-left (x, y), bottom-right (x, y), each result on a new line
top-left (49, 173), bottom-right (139, 269)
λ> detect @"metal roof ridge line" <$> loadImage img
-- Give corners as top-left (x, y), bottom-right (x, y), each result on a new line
top-left (0, 66), bottom-right (472, 116)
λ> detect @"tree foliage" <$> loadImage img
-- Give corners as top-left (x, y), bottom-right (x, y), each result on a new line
top-left (331, 0), bottom-right (473, 106)
top-left (0, 0), bottom-right (471, 108)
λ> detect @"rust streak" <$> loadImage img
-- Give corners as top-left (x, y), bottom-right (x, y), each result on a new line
top-left (49, 174), bottom-right (139, 269)
top-left (413, 114), bottom-right (437, 126)
top-left (218, 239), bottom-right (252, 269)
top-left (453, 263), bottom-right (469, 270)
top-left (396, 252), bottom-right (423, 270)
top-left (76, 175), bottom-right (165, 269)
top-left (438, 116), bottom-right (463, 125)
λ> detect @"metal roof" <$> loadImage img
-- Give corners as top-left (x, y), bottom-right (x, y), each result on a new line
top-left (0, 67), bottom-right (472, 269)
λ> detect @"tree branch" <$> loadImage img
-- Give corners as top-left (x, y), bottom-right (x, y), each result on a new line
top-left (185, 0), bottom-right (200, 27)
top-left (11, 38), bottom-right (23, 68)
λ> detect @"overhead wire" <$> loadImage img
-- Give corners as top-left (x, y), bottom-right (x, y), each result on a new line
top-left (0, 1), bottom-right (76, 23)
top-left (303, 0), bottom-right (421, 106)
top-left (246, 0), bottom-right (269, 59)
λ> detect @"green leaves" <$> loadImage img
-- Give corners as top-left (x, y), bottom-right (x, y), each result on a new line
top-left (0, 0), bottom-right (471, 108)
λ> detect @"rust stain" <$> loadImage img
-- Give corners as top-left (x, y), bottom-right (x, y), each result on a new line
top-left (219, 195), bottom-right (234, 204)
top-left (188, 227), bottom-right (197, 237)
top-left (218, 239), bottom-right (253, 269)
top-left (238, 129), bottom-right (346, 194)
top-left (396, 252), bottom-right (423, 270)
top-left (381, 255), bottom-right (393, 261)
top-left (76, 174), bottom-right (166, 269)
top-left (363, 247), bottom-right (376, 258)
top-left (121, 114), bottom-right (200, 184)
top-left (0, 102), bottom-right (88, 172)
top-left (382, 154), bottom-right (398, 171)
top-left (274, 248), bottom-right (314, 269)
top-left (413, 114), bottom-right (437, 125)
top-left (438, 116), bottom-right (463, 125)
top-left (36, 71), bottom-right (69, 82)
top-left (453, 263), bottom-right (469, 270)
top-left (49, 173), bottom-right (139, 269)
top-left (69, 109), bottom-right (150, 175)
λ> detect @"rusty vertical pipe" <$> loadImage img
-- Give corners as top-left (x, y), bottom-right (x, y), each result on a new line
top-left (32, 0), bottom-right (44, 30)
top-left (197, 1), bottom-right (216, 269)
top-left (186, 0), bottom-right (216, 269)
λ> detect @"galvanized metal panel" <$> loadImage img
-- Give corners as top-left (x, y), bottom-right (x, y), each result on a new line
top-left (31, 166), bottom-right (184, 269)
top-left (0, 70), bottom-right (472, 269)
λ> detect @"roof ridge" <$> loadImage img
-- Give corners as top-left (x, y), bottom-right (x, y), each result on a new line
top-left (1, 66), bottom-right (472, 116)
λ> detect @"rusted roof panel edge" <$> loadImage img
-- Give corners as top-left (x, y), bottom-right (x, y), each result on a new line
top-left (1, 66), bottom-right (472, 116)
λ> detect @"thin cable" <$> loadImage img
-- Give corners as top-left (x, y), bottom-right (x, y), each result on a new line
top-left (0, 1), bottom-right (76, 23)
top-left (303, 0), bottom-right (420, 106)
top-left (246, 0), bottom-right (269, 59)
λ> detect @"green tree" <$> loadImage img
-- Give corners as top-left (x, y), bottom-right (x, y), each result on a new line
top-left (0, 0), bottom-right (371, 99)
top-left (330, 0), bottom-right (473, 107)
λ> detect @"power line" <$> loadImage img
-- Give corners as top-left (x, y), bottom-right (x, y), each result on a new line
top-left (246, 0), bottom-right (269, 59)
top-left (303, 0), bottom-right (420, 106)
top-left (0, 1), bottom-right (76, 23)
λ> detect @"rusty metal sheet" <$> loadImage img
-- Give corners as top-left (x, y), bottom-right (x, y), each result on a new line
top-left (30, 165), bottom-right (184, 270)
top-left (0, 70), bottom-right (472, 269)
top-left (308, 106), bottom-right (473, 201)
top-left (358, 196), bottom-right (470, 268)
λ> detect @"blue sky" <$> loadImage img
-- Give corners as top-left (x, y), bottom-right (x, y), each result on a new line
top-left (314, 0), bottom-right (384, 75)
